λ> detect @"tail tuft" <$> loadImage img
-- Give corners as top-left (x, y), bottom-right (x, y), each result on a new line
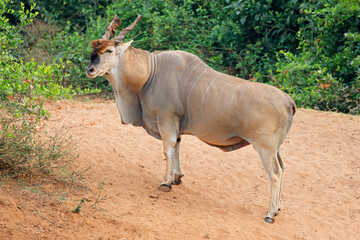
top-left (287, 96), bottom-right (296, 116)
top-left (290, 102), bottom-right (296, 115)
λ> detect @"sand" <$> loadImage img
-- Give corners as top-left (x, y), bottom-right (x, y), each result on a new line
top-left (0, 97), bottom-right (359, 240)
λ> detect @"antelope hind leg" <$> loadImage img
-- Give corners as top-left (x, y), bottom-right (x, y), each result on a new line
top-left (255, 144), bottom-right (283, 223)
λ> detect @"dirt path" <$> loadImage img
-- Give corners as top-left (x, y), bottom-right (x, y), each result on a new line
top-left (1, 98), bottom-right (360, 240)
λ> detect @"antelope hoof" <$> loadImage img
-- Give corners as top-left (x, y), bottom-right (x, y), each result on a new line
top-left (173, 174), bottom-right (184, 185)
top-left (264, 216), bottom-right (274, 224)
top-left (158, 184), bottom-right (172, 192)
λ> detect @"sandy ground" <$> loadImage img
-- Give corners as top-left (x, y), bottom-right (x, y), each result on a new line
top-left (0, 97), bottom-right (360, 240)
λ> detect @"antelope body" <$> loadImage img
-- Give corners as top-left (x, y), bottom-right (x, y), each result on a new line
top-left (86, 15), bottom-right (296, 223)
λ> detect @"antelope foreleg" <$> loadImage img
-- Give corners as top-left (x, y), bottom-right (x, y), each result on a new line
top-left (157, 122), bottom-right (179, 192)
top-left (173, 137), bottom-right (184, 185)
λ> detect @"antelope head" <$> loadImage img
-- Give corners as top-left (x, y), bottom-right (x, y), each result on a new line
top-left (86, 15), bottom-right (141, 78)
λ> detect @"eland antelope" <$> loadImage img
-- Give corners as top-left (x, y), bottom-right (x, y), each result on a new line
top-left (86, 15), bottom-right (296, 223)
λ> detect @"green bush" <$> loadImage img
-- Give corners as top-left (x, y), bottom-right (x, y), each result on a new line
top-left (0, 0), bottom-right (76, 100)
top-left (0, 56), bottom-right (73, 101)
top-left (269, 1), bottom-right (360, 114)
top-left (29, 0), bottom-right (112, 28)
top-left (297, 1), bottom-right (360, 84)
top-left (272, 50), bottom-right (360, 114)
top-left (11, 0), bottom-right (360, 115)
top-left (0, 0), bottom-right (81, 181)
top-left (0, 1), bottom-right (37, 51)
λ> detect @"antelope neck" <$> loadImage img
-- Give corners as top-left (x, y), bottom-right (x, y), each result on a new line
top-left (118, 46), bottom-right (152, 93)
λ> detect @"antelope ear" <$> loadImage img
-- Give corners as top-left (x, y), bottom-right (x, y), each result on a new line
top-left (121, 40), bottom-right (133, 50)
top-left (115, 40), bottom-right (133, 55)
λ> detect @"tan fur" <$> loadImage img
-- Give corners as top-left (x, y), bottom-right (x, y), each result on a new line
top-left (86, 15), bottom-right (296, 224)
top-left (119, 46), bottom-right (151, 93)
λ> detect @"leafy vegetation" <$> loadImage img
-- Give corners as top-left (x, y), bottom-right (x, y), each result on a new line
top-left (15, 0), bottom-right (358, 114)
top-left (270, 1), bottom-right (360, 114)
top-left (0, 0), bottom-right (80, 181)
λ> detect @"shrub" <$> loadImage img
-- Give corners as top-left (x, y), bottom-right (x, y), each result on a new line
top-left (0, 102), bottom-right (80, 181)
top-left (0, 56), bottom-right (74, 101)
top-left (0, 0), bottom-right (82, 182)
top-left (297, 0), bottom-right (360, 84)
top-left (272, 50), bottom-right (360, 114)
top-left (29, 0), bottom-right (112, 29)
top-left (12, 0), bottom-right (360, 115)
top-left (269, 1), bottom-right (360, 114)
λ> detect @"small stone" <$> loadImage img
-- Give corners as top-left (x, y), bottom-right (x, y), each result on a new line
top-left (149, 194), bottom-right (159, 199)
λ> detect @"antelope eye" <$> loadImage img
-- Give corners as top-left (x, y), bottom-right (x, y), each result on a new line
top-left (106, 50), bottom-right (113, 53)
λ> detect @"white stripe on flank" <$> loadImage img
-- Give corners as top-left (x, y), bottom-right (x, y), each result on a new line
top-left (187, 69), bottom-right (207, 108)
top-left (201, 76), bottom-right (218, 121)
top-left (176, 58), bottom-right (198, 83)
top-left (181, 61), bottom-right (202, 98)
top-left (227, 86), bottom-right (241, 114)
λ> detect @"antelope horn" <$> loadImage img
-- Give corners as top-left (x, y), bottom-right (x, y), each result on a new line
top-left (101, 14), bottom-right (122, 40)
top-left (113, 15), bottom-right (141, 43)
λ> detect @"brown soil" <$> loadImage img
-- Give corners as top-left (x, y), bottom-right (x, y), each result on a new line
top-left (1, 98), bottom-right (359, 240)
